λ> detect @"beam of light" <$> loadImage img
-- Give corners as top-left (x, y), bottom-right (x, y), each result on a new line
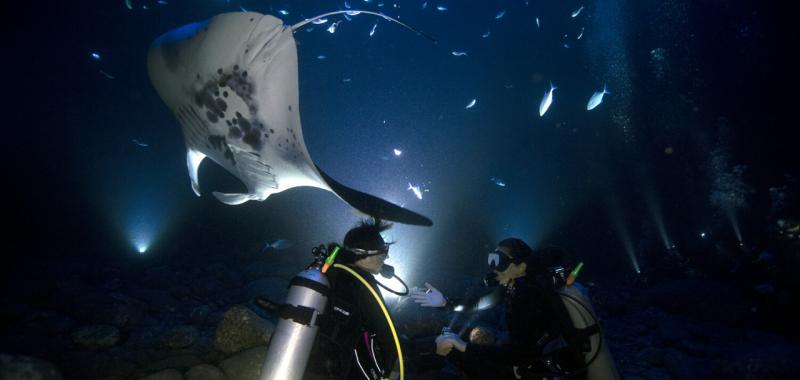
top-left (608, 196), bottom-right (641, 274)
top-left (126, 204), bottom-right (162, 255)
top-left (725, 207), bottom-right (743, 242)
top-left (644, 186), bottom-right (672, 249)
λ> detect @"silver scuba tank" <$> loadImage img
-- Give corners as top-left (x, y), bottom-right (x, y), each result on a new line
top-left (260, 250), bottom-right (330, 380)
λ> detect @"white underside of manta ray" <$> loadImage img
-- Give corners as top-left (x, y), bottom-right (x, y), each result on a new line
top-left (147, 11), bottom-right (432, 226)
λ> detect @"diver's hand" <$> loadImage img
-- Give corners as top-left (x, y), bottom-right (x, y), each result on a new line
top-left (435, 333), bottom-right (466, 356)
top-left (410, 282), bottom-right (446, 307)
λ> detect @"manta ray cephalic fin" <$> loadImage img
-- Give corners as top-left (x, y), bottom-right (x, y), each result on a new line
top-left (186, 149), bottom-right (207, 197)
top-left (315, 165), bottom-right (433, 226)
top-left (212, 192), bottom-right (257, 205)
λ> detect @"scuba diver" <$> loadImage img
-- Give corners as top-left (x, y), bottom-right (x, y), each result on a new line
top-left (413, 238), bottom-right (619, 380)
top-left (302, 218), bottom-right (405, 380)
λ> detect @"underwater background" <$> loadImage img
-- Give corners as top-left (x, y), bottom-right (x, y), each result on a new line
top-left (3, 0), bottom-right (800, 378)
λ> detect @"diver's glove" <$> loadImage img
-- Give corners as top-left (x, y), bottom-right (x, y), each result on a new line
top-left (410, 282), bottom-right (447, 307)
top-left (435, 333), bottom-right (466, 356)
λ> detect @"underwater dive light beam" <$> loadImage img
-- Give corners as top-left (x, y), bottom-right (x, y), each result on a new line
top-left (726, 207), bottom-right (743, 242)
top-left (644, 187), bottom-right (672, 249)
top-left (609, 197), bottom-right (641, 274)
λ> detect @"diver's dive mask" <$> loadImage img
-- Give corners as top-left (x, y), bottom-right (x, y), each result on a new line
top-left (484, 249), bottom-right (512, 287)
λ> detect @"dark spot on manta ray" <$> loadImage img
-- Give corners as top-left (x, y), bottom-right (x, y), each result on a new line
top-left (215, 98), bottom-right (227, 112)
top-left (242, 71), bottom-right (248, 78)
top-left (206, 110), bottom-right (219, 123)
top-left (226, 120), bottom-right (232, 127)
top-left (264, 134), bottom-right (269, 139)
top-left (214, 91), bottom-right (219, 97)
top-left (217, 68), bottom-right (223, 75)
top-left (196, 74), bottom-right (200, 80)
top-left (235, 112), bottom-right (242, 118)
top-left (234, 65), bottom-right (239, 71)
top-left (223, 91), bottom-right (228, 98)
top-left (243, 129), bottom-right (262, 150)
top-left (229, 126), bottom-right (242, 139)
top-left (250, 18), bottom-right (254, 22)
top-left (288, 105), bottom-right (292, 111)
top-left (269, 128), bottom-right (275, 134)
top-left (232, 118), bottom-right (238, 125)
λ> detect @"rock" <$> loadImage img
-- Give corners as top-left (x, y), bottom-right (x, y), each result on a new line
top-left (71, 325), bottom-right (121, 350)
top-left (144, 355), bottom-right (203, 372)
top-left (0, 354), bottom-right (64, 380)
top-left (185, 364), bottom-right (227, 380)
top-left (214, 306), bottom-right (274, 354)
top-left (139, 368), bottom-right (183, 380)
top-left (160, 326), bottom-right (199, 349)
top-left (219, 346), bottom-right (267, 380)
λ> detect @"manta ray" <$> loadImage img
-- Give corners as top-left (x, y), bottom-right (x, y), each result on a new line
top-left (147, 11), bottom-right (433, 226)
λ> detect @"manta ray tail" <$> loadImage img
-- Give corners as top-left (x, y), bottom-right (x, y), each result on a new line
top-left (316, 165), bottom-right (433, 226)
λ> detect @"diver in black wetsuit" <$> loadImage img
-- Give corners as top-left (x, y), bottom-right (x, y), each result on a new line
top-left (304, 218), bottom-right (400, 380)
top-left (425, 239), bottom-right (619, 380)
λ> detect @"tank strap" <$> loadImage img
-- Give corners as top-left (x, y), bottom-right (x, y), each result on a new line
top-left (277, 304), bottom-right (320, 326)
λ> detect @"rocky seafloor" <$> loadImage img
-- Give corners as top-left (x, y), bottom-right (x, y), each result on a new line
top-left (2, 249), bottom-right (799, 380)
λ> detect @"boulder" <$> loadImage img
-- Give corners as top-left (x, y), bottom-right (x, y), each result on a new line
top-left (71, 325), bottom-right (121, 350)
top-left (214, 306), bottom-right (274, 354)
top-left (185, 364), bottom-right (227, 380)
top-left (139, 368), bottom-right (183, 380)
top-left (160, 326), bottom-right (199, 349)
top-left (219, 346), bottom-right (267, 380)
top-left (0, 354), bottom-right (64, 380)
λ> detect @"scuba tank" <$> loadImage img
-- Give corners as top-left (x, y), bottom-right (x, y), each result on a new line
top-left (543, 263), bottom-right (620, 380)
top-left (258, 245), bottom-right (334, 380)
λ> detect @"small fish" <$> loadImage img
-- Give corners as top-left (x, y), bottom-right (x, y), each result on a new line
top-left (465, 98), bottom-right (476, 109)
top-left (239, 5), bottom-right (248, 12)
top-left (586, 83), bottom-right (610, 110)
top-left (490, 177), bottom-right (506, 187)
top-left (132, 138), bottom-right (149, 147)
top-left (539, 81), bottom-right (557, 117)
top-left (142, 4), bottom-right (149, 10)
top-left (346, 10), bottom-right (362, 15)
top-left (503, 84), bottom-right (513, 89)
top-left (577, 27), bottom-right (584, 40)
top-left (571, 5), bottom-right (584, 18)
top-left (495, 9), bottom-right (506, 19)
top-left (422, 2), bottom-right (428, 9)
top-left (408, 183), bottom-right (423, 199)
top-left (311, 18), bottom-right (328, 24)
top-left (99, 70), bottom-right (115, 79)
top-left (124, 0), bottom-right (132, 10)
top-left (436, 5), bottom-right (447, 11)
top-left (344, 14), bottom-right (352, 21)
top-left (327, 21), bottom-right (341, 33)
top-left (451, 51), bottom-right (468, 56)
top-left (563, 43), bottom-right (571, 49)
top-left (278, 9), bottom-right (289, 16)
top-left (536, 17), bottom-right (540, 28)
top-left (262, 239), bottom-right (293, 252)
top-left (344, 1), bottom-right (351, 8)
top-left (343, 78), bottom-right (352, 82)
top-left (157, 0), bottom-right (168, 5)
top-left (369, 23), bottom-right (378, 36)
top-left (317, 55), bottom-right (327, 60)
top-left (90, 52), bottom-right (101, 61)
top-left (393, 148), bottom-right (402, 156)
top-left (378, 3), bottom-right (385, 7)
top-left (482, 31), bottom-right (491, 38)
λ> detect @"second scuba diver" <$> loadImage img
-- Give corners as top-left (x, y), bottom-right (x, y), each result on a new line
top-left (412, 238), bottom-right (620, 380)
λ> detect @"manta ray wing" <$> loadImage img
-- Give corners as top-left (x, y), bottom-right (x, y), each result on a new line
top-left (147, 12), bottom-right (432, 225)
